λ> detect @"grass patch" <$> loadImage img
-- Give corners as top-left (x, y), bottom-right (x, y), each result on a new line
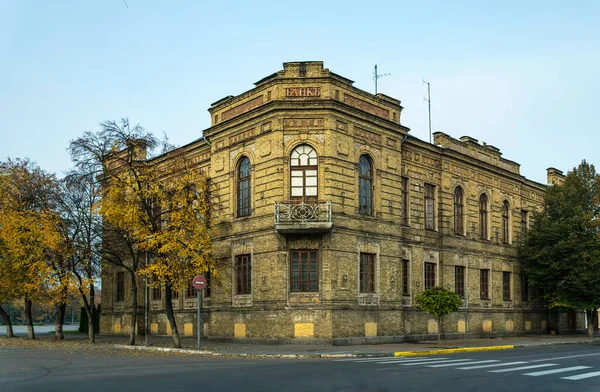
top-left (62, 330), bottom-right (85, 335)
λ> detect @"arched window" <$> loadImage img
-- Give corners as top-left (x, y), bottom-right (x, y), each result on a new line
top-left (237, 157), bottom-right (251, 217)
top-left (454, 187), bottom-right (464, 235)
top-left (358, 155), bottom-right (373, 215)
top-left (290, 145), bottom-right (318, 202)
top-left (479, 194), bottom-right (488, 240)
top-left (502, 200), bottom-right (510, 244)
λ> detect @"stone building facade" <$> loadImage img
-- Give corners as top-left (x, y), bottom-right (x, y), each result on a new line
top-left (101, 61), bottom-right (580, 342)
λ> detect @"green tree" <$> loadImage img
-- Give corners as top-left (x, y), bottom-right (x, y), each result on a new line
top-left (519, 161), bottom-right (600, 336)
top-left (415, 286), bottom-right (463, 347)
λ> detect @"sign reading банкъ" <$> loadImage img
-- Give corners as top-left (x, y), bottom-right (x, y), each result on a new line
top-left (286, 87), bottom-right (321, 97)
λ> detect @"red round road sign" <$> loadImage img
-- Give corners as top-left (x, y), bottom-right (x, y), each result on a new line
top-left (192, 275), bottom-right (207, 291)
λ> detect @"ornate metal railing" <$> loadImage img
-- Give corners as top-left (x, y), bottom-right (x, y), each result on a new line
top-left (274, 200), bottom-right (332, 224)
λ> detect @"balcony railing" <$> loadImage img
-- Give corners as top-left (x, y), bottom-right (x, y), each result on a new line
top-left (274, 200), bottom-right (333, 234)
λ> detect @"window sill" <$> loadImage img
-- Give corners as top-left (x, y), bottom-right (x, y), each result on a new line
top-left (289, 292), bottom-right (320, 305)
top-left (233, 294), bottom-right (252, 307)
top-left (358, 293), bottom-right (380, 306)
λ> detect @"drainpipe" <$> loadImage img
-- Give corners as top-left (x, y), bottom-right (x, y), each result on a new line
top-left (202, 135), bottom-right (211, 146)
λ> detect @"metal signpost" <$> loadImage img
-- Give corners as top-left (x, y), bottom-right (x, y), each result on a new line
top-left (192, 275), bottom-right (207, 350)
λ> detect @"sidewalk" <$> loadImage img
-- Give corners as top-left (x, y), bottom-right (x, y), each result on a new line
top-left (79, 333), bottom-right (600, 358)
top-left (2, 329), bottom-right (598, 358)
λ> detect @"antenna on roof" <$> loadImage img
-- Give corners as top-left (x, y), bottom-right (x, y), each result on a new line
top-left (373, 65), bottom-right (391, 95)
top-left (423, 79), bottom-right (432, 143)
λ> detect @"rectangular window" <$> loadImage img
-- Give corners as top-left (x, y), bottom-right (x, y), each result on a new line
top-left (205, 271), bottom-right (211, 298)
top-left (116, 271), bottom-right (125, 302)
top-left (503, 271), bottom-right (511, 301)
top-left (290, 250), bottom-right (318, 292)
top-left (424, 262), bottom-right (436, 290)
top-left (171, 287), bottom-right (179, 300)
top-left (235, 254), bottom-right (252, 295)
top-left (360, 253), bottom-right (376, 293)
top-left (186, 279), bottom-right (196, 298)
top-left (151, 198), bottom-right (163, 229)
top-left (455, 266), bottom-right (465, 298)
top-left (520, 210), bottom-right (528, 241)
top-left (424, 184), bottom-right (435, 230)
top-left (521, 275), bottom-right (529, 302)
top-left (480, 269), bottom-right (490, 300)
top-left (151, 275), bottom-right (161, 301)
top-left (402, 259), bottom-right (410, 295)
top-left (401, 177), bottom-right (409, 226)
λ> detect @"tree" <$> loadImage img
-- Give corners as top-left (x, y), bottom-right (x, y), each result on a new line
top-left (133, 152), bottom-right (213, 349)
top-left (0, 158), bottom-right (60, 339)
top-left (69, 120), bottom-right (152, 346)
top-left (519, 161), bottom-right (600, 336)
top-left (70, 119), bottom-right (213, 348)
top-left (415, 286), bottom-right (463, 347)
top-left (57, 172), bottom-right (102, 343)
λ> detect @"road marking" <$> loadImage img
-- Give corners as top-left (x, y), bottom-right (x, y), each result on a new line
top-left (531, 353), bottom-right (600, 362)
top-left (399, 359), bottom-right (473, 366)
top-left (336, 356), bottom-right (430, 363)
top-left (368, 357), bottom-right (445, 364)
top-left (562, 371), bottom-right (600, 381)
top-left (489, 364), bottom-right (557, 373)
top-left (523, 366), bottom-right (591, 376)
top-left (394, 345), bottom-right (514, 356)
top-left (427, 360), bottom-right (498, 368)
top-left (457, 361), bottom-right (528, 370)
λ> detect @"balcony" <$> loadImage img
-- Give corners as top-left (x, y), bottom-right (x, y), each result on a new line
top-left (274, 200), bottom-right (333, 234)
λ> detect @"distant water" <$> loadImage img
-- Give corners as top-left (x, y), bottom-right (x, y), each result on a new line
top-left (0, 324), bottom-right (79, 336)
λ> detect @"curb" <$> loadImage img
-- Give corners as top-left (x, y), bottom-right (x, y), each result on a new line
top-left (111, 339), bottom-right (599, 359)
top-left (114, 344), bottom-right (384, 359)
top-left (393, 345), bottom-right (514, 357)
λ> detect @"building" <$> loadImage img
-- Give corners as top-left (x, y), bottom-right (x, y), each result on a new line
top-left (101, 61), bottom-right (580, 342)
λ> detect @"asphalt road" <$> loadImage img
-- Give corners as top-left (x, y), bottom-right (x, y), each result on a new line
top-left (2, 343), bottom-right (600, 392)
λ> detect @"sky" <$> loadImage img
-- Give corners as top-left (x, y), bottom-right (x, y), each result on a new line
top-left (1, 0), bottom-right (598, 184)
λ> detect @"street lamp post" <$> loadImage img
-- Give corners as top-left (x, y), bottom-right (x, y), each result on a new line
top-left (144, 251), bottom-right (149, 346)
top-left (464, 278), bottom-right (468, 347)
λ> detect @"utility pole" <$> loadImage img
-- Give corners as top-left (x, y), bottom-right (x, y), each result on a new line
top-left (424, 80), bottom-right (432, 143)
top-left (373, 65), bottom-right (391, 95)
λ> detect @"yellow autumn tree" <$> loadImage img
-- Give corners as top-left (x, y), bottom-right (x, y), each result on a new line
top-left (0, 158), bottom-right (61, 339)
top-left (71, 119), bottom-right (213, 348)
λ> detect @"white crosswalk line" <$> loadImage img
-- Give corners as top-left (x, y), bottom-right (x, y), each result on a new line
top-left (398, 359), bottom-right (473, 366)
top-left (427, 360), bottom-right (498, 368)
top-left (333, 356), bottom-right (429, 362)
top-left (523, 366), bottom-right (592, 377)
top-left (562, 371), bottom-right (600, 381)
top-left (366, 357), bottom-right (443, 364)
top-left (489, 364), bottom-right (558, 373)
top-left (457, 361), bottom-right (528, 370)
